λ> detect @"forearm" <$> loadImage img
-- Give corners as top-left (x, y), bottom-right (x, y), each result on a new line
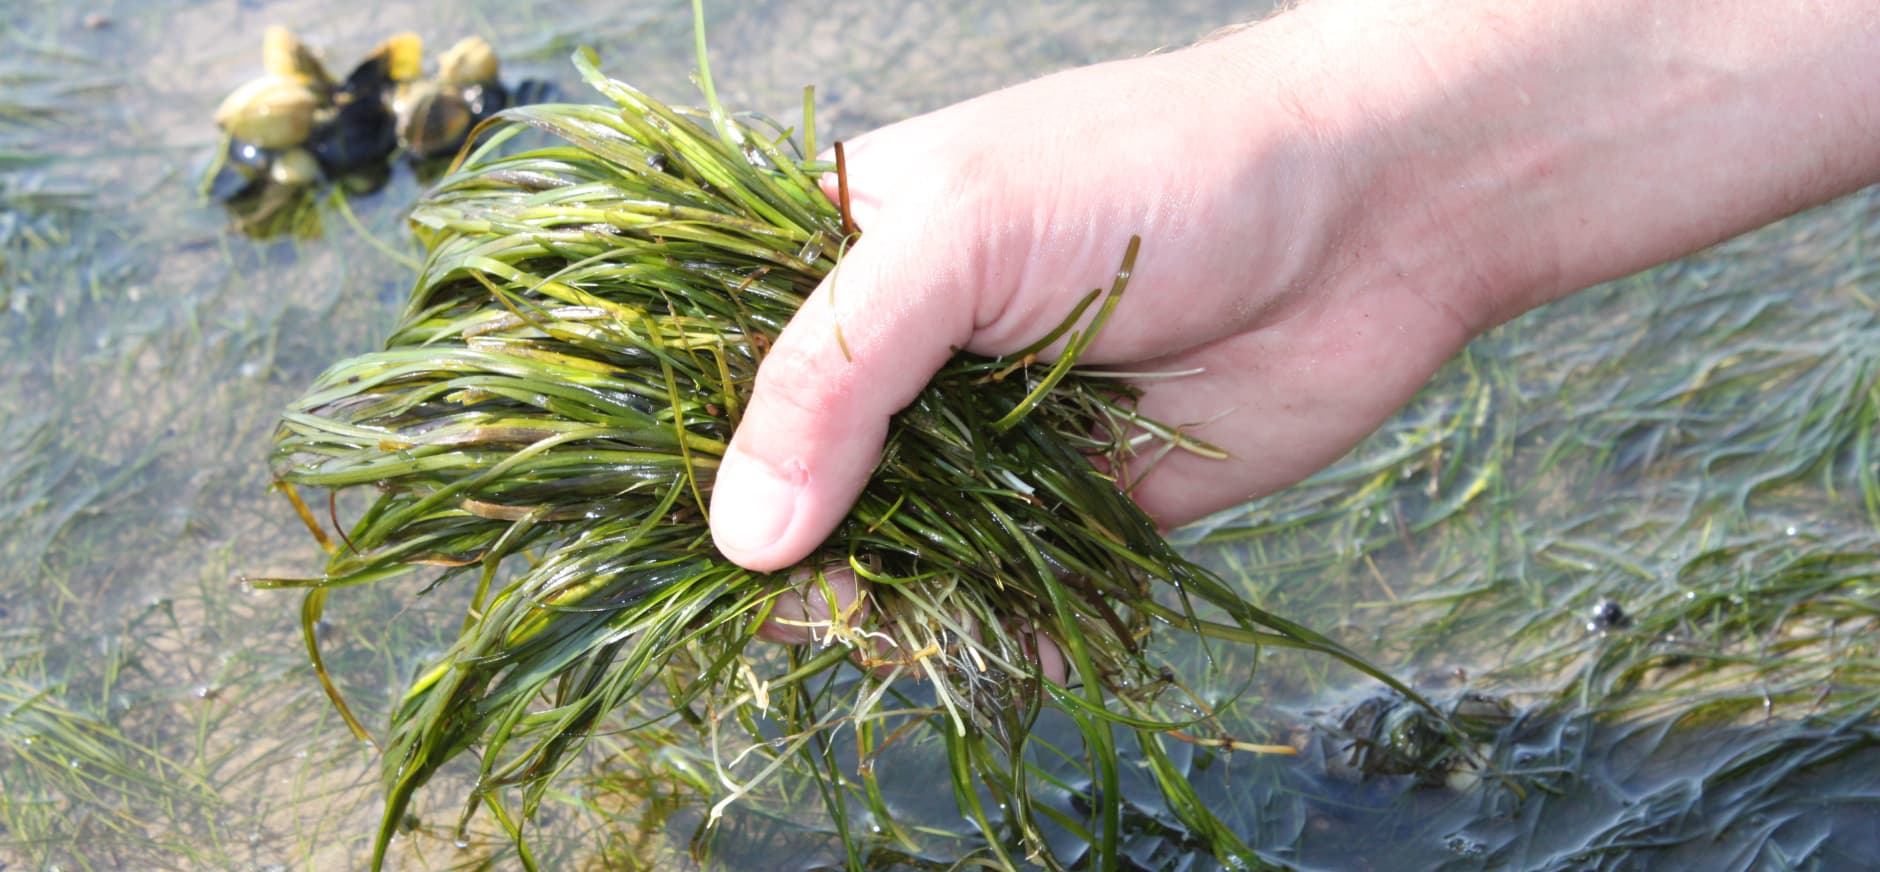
top-left (1212, 0), bottom-right (1880, 332)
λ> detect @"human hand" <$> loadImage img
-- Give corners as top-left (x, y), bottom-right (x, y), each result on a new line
top-left (714, 0), bottom-right (1880, 646)
top-left (709, 22), bottom-right (1480, 584)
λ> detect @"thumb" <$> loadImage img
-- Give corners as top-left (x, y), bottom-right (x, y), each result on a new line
top-left (709, 214), bottom-right (980, 571)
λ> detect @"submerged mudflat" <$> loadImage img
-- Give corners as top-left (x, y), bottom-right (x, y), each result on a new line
top-left (2, 2), bottom-right (1875, 869)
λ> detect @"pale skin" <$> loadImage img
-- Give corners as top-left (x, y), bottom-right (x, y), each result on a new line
top-left (710, 0), bottom-right (1880, 652)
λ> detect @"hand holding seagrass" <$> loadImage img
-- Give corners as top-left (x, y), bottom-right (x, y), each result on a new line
top-left (715, 0), bottom-right (1880, 575)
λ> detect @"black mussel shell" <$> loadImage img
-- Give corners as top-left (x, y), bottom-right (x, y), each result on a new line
top-left (208, 138), bottom-right (273, 202)
top-left (460, 80), bottom-right (507, 122)
top-left (404, 89), bottom-right (474, 161)
top-left (510, 78), bottom-right (558, 109)
top-left (302, 46), bottom-right (406, 176)
top-left (308, 96), bottom-right (398, 175)
top-left (422, 78), bottom-right (555, 160)
top-left (340, 52), bottom-right (397, 102)
top-left (334, 160), bottom-right (393, 196)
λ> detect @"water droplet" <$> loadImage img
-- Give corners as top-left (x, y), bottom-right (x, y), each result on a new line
top-left (453, 838), bottom-right (471, 850)
top-left (1785, 526), bottom-right (1797, 537)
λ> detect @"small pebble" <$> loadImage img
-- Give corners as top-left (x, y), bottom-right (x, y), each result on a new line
top-left (1587, 598), bottom-right (1631, 632)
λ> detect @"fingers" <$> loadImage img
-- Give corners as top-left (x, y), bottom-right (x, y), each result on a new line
top-left (1013, 621), bottom-right (1068, 686)
top-left (753, 566), bottom-right (1070, 686)
top-left (1120, 293), bottom-right (1471, 528)
top-left (753, 568), bottom-right (867, 645)
top-left (1117, 333), bottom-right (1345, 527)
top-left (710, 217), bottom-right (979, 571)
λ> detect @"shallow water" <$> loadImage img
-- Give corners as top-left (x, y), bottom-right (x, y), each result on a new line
top-left (3, 1), bottom-right (1876, 870)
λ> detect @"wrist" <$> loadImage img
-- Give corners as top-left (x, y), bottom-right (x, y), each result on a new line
top-left (1182, 5), bottom-right (1544, 341)
top-left (1250, 0), bottom-right (1578, 336)
top-left (1256, 0), bottom-right (1880, 333)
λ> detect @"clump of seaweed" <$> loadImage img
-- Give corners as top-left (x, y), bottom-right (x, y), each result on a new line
top-left (263, 33), bottom-right (1413, 870)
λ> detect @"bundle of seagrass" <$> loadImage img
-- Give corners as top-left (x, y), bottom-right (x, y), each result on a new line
top-left (265, 39), bottom-right (1409, 871)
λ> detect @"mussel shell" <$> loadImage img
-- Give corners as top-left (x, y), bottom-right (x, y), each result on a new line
top-left (337, 32), bottom-right (421, 104)
top-left (460, 81), bottom-right (508, 122)
top-left (464, 78), bottom-right (557, 125)
top-left (375, 32), bottom-right (425, 85)
top-left (303, 29), bottom-right (412, 174)
top-left (396, 82), bottom-right (474, 160)
top-left (267, 147), bottom-right (322, 187)
top-left (262, 26), bottom-right (334, 90)
top-left (334, 160), bottom-right (392, 196)
top-left (437, 36), bottom-right (498, 86)
top-left (306, 95), bottom-right (399, 175)
top-left (1447, 692), bottom-right (1516, 733)
top-left (509, 78), bottom-right (558, 107)
top-left (1376, 705), bottom-right (1442, 770)
top-left (206, 138), bottom-right (271, 202)
top-left (213, 75), bottom-right (318, 149)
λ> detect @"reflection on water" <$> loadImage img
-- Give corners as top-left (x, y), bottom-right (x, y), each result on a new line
top-left (2, 0), bottom-right (1876, 869)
